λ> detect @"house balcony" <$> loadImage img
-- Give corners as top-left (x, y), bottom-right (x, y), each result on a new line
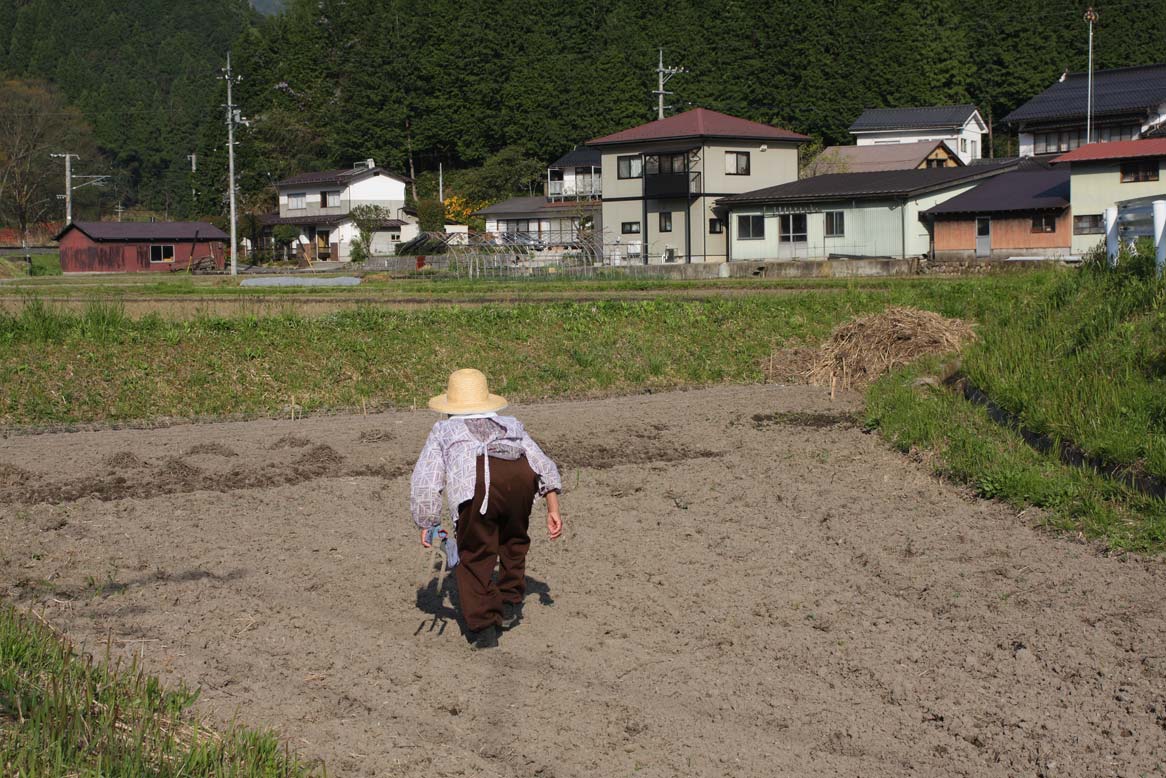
top-left (644, 171), bottom-right (701, 199)
top-left (546, 178), bottom-right (602, 201)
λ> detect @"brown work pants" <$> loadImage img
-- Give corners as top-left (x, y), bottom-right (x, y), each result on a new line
top-left (455, 455), bottom-right (539, 632)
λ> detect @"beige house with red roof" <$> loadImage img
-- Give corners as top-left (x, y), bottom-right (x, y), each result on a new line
top-left (1055, 138), bottom-right (1166, 254)
top-left (587, 108), bottom-right (808, 264)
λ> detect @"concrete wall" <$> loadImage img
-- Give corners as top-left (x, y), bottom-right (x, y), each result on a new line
top-left (1069, 158), bottom-right (1166, 254)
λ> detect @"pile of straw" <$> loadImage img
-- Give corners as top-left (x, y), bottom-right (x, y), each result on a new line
top-left (807, 306), bottom-right (975, 391)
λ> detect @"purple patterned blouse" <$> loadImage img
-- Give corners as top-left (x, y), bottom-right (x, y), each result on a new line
top-left (409, 415), bottom-right (562, 530)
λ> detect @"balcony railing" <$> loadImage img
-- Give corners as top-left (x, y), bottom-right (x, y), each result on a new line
top-left (545, 178), bottom-right (602, 200)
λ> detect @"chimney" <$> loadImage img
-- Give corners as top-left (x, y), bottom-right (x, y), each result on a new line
top-left (366, 158), bottom-right (376, 169)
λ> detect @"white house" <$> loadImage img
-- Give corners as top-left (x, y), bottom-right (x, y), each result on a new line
top-left (717, 162), bottom-right (1019, 262)
top-left (262, 159), bottom-right (418, 261)
top-left (848, 105), bottom-right (987, 164)
top-left (1005, 63), bottom-right (1166, 158)
top-left (473, 146), bottom-right (602, 249)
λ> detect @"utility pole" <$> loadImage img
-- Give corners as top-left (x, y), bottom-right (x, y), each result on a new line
top-left (439, 162), bottom-right (443, 202)
top-left (1085, 6), bottom-right (1099, 145)
top-left (188, 152), bottom-right (198, 214)
top-left (222, 53), bottom-right (240, 276)
top-left (653, 48), bottom-right (686, 121)
top-left (50, 153), bottom-right (79, 224)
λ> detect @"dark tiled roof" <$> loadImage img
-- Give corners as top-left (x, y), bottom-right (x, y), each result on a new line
top-left (551, 146), bottom-right (602, 169)
top-left (1053, 137), bottom-right (1166, 163)
top-left (718, 160), bottom-right (1018, 206)
top-left (849, 104), bottom-right (980, 132)
top-left (276, 166), bottom-right (411, 188)
top-left (473, 196), bottom-right (600, 217)
top-left (922, 168), bottom-right (1069, 216)
top-left (588, 108), bottom-right (808, 146)
top-left (60, 221), bottom-right (228, 242)
top-left (1003, 63), bottom-right (1166, 125)
top-left (804, 140), bottom-right (963, 175)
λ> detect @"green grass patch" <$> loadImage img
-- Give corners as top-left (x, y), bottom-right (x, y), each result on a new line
top-left (27, 254), bottom-right (60, 277)
top-left (960, 250), bottom-right (1166, 480)
top-left (0, 603), bottom-right (320, 776)
top-left (866, 358), bottom-right (1166, 553)
top-left (0, 275), bottom-right (1045, 425)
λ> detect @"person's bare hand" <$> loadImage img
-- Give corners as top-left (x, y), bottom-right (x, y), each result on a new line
top-left (545, 491), bottom-right (563, 540)
top-left (420, 528), bottom-right (432, 548)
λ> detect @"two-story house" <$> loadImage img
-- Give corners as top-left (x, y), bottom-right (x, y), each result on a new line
top-left (587, 108), bottom-right (807, 264)
top-left (473, 146), bottom-right (602, 247)
top-left (261, 159), bottom-right (417, 261)
top-left (848, 105), bottom-right (987, 164)
top-left (1054, 137), bottom-right (1166, 255)
top-left (1005, 63), bottom-right (1166, 158)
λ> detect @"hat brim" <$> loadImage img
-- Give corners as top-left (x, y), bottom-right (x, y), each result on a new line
top-left (428, 393), bottom-right (508, 415)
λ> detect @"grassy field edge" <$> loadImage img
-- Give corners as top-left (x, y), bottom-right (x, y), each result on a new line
top-left (865, 357), bottom-right (1166, 554)
top-left (0, 603), bottom-right (322, 776)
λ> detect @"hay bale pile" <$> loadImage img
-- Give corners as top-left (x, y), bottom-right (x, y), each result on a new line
top-left (808, 306), bottom-right (975, 391)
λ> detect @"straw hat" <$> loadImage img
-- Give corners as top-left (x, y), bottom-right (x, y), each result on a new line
top-left (428, 368), bottom-right (508, 414)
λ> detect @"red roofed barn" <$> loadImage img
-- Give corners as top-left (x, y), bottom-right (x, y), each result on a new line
top-left (56, 222), bottom-right (229, 273)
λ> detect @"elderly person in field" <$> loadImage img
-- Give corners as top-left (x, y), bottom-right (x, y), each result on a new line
top-left (410, 369), bottom-right (563, 650)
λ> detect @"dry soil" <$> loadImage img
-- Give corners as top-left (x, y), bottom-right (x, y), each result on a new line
top-left (1, 384), bottom-right (1164, 777)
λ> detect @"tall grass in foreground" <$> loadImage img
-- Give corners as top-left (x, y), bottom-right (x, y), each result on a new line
top-left (0, 604), bottom-right (321, 777)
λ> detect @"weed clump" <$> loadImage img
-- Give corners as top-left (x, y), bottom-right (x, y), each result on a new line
top-left (808, 306), bottom-right (976, 391)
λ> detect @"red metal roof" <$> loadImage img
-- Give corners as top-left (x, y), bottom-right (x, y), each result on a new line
top-left (1053, 138), bottom-right (1166, 163)
top-left (588, 108), bottom-right (808, 146)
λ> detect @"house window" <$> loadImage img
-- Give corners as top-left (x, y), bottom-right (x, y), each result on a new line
top-left (779, 213), bottom-right (807, 242)
top-left (736, 214), bottom-right (764, 240)
top-left (645, 153), bottom-right (686, 175)
top-left (1031, 214), bottom-right (1057, 233)
top-left (659, 211), bottom-right (673, 232)
top-left (1073, 214), bottom-right (1105, 235)
top-left (149, 244), bottom-right (175, 263)
top-left (709, 218), bottom-right (724, 234)
top-left (621, 221), bottom-right (641, 234)
top-left (1120, 160), bottom-right (1159, 183)
top-left (960, 138), bottom-right (968, 153)
top-left (825, 211), bottom-right (845, 238)
top-left (617, 155), bottom-right (642, 179)
top-left (971, 140), bottom-right (978, 158)
top-left (1034, 130), bottom-right (1087, 155)
top-left (925, 158), bottom-right (946, 168)
top-left (288, 192), bottom-right (306, 210)
top-left (725, 151), bottom-right (751, 175)
top-left (321, 191), bottom-right (340, 208)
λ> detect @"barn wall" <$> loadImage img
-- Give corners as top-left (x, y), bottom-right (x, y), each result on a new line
top-left (60, 232), bottom-right (227, 273)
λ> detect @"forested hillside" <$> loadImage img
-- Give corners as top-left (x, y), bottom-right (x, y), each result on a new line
top-left (1, 0), bottom-right (1165, 224)
top-left (0, 0), bottom-right (252, 220)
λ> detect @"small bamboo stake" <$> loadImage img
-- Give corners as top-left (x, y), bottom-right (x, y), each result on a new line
top-left (830, 374), bottom-right (836, 402)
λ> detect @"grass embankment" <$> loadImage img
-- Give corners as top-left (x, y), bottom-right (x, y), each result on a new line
top-left (0, 275), bottom-right (1042, 426)
top-left (4, 270), bottom-right (1004, 299)
top-left (0, 255), bottom-right (59, 279)
top-left (868, 253), bottom-right (1166, 552)
top-left (0, 606), bottom-right (319, 776)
